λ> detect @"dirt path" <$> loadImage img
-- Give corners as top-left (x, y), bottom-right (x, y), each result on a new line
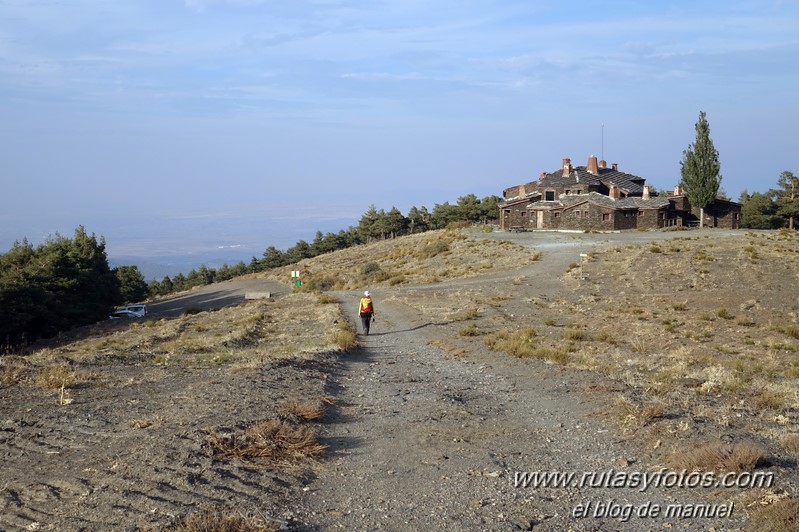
top-left (294, 231), bottom-right (749, 531)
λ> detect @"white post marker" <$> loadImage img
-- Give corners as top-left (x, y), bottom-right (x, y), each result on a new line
top-left (579, 253), bottom-right (588, 286)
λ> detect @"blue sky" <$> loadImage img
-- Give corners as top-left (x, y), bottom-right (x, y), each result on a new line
top-left (1, 0), bottom-right (798, 261)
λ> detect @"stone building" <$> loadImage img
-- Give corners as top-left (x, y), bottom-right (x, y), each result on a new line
top-left (499, 155), bottom-right (741, 231)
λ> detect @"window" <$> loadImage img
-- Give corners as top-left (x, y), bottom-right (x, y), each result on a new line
top-left (602, 213), bottom-right (610, 221)
top-left (545, 191), bottom-right (555, 201)
top-left (554, 212), bottom-right (560, 218)
top-left (575, 211), bottom-right (582, 217)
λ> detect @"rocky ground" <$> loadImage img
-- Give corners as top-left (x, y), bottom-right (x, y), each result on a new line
top-left (2, 228), bottom-right (797, 531)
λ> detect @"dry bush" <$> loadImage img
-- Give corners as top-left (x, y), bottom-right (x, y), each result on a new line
top-left (753, 389), bottom-right (785, 411)
top-left (331, 321), bottom-right (356, 351)
top-left (612, 396), bottom-right (666, 429)
top-left (208, 419), bottom-right (326, 467)
top-left (175, 505), bottom-right (280, 532)
top-left (1, 359), bottom-right (30, 385)
top-left (485, 328), bottom-right (571, 364)
top-left (419, 239), bottom-right (450, 259)
top-left (459, 324), bottom-right (480, 337)
top-left (280, 397), bottom-right (326, 422)
top-left (748, 497), bottom-right (799, 532)
top-left (485, 328), bottom-right (537, 355)
top-left (780, 434), bottom-right (799, 456)
top-left (668, 441), bottom-right (766, 472)
top-left (36, 363), bottom-right (77, 390)
top-left (317, 294), bottom-right (338, 304)
top-left (562, 329), bottom-right (590, 341)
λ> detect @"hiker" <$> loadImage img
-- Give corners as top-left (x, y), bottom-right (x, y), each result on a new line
top-left (358, 290), bottom-right (376, 335)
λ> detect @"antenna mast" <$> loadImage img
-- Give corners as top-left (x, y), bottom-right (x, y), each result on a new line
top-left (601, 124), bottom-right (604, 161)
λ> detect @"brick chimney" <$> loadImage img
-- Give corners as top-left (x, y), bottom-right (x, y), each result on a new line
top-left (642, 185), bottom-right (650, 200)
top-left (562, 158), bottom-right (572, 177)
top-left (587, 155), bottom-right (599, 175)
top-left (612, 163), bottom-right (619, 172)
top-left (609, 184), bottom-right (619, 200)
top-left (599, 159), bottom-right (607, 169)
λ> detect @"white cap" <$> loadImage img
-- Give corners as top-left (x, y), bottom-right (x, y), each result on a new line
top-left (364, 291), bottom-right (370, 297)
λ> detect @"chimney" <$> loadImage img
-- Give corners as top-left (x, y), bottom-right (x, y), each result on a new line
top-left (642, 185), bottom-right (650, 200)
top-left (612, 163), bottom-right (619, 172)
top-left (609, 184), bottom-right (619, 200)
top-left (562, 158), bottom-right (572, 177)
top-left (674, 184), bottom-right (683, 195)
top-left (539, 171), bottom-right (546, 180)
top-left (519, 184), bottom-right (526, 197)
top-left (587, 155), bottom-right (599, 175)
top-left (599, 159), bottom-right (607, 169)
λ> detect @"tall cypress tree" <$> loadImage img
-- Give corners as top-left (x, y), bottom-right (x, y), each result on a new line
top-left (680, 111), bottom-right (722, 228)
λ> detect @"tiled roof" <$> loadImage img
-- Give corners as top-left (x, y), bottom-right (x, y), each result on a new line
top-left (499, 191), bottom-right (541, 205)
top-left (536, 166), bottom-right (646, 195)
top-left (527, 192), bottom-right (669, 211)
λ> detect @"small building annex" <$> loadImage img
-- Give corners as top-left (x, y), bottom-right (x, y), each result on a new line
top-left (499, 155), bottom-right (741, 231)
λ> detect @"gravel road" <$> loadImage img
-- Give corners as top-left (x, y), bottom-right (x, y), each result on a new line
top-left (292, 229), bottom-right (750, 531)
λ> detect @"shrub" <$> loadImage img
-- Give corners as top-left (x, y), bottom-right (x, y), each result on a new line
top-left (562, 329), bottom-right (589, 341)
top-left (668, 441), bottom-right (766, 472)
top-left (419, 240), bottom-right (450, 258)
top-left (208, 419), bottom-right (326, 467)
top-left (459, 324), bottom-right (480, 337)
top-left (36, 363), bottom-right (77, 390)
top-left (176, 506), bottom-right (279, 532)
top-left (331, 322), bottom-right (357, 351)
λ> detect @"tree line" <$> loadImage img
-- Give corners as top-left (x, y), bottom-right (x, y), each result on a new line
top-left (0, 227), bottom-right (149, 351)
top-left (739, 171), bottom-right (799, 230)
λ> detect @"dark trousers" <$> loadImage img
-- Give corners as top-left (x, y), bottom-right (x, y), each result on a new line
top-left (360, 313), bottom-right (372, 334)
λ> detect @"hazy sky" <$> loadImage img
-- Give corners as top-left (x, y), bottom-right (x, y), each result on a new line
top-left (1, 0), bottom-right (797, 259)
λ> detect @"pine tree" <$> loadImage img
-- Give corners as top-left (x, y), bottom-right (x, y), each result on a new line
top-left (776, 171), bottom-right (799, 230)
top-left (680, 111), bottom-right (722, 228)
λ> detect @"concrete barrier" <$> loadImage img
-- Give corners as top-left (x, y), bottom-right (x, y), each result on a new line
top-left (245, 291), bottom-right (272, 300)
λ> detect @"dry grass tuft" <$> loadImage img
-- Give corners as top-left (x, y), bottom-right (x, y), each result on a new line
top-left (208, 419), bottom-right (326, 468)
top-left (780, 434), bottom-right (799, 456)
top-left (317, 294), bottom-right (338, 304)
top-left (175, 505), bottom-right (280, 532)
top-left (748, 497), bottom-right (799, 532)
top-left (612, 396), bottom-right (667, 429)
top-left (459, 324), bottom-right (480, 337)
top-left (484, 328), bottom-right (571, 365)
top-left (280, 397), bottom-right (326, 422)
top-left (668, 441), bottom-right (766, 472)
top-left (129, 416), bottom-right (162, 429)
